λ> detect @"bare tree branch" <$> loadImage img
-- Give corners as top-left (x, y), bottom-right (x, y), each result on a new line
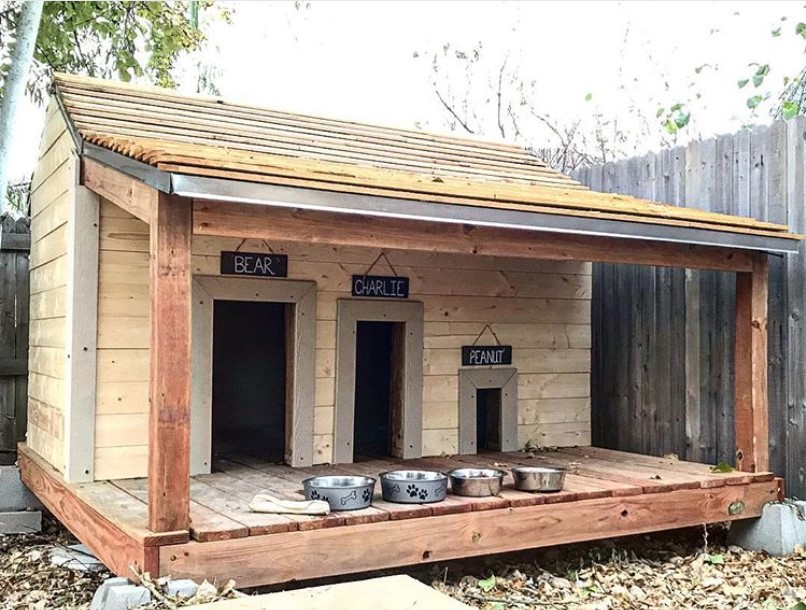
top-left (496, 53), bottom-right (509, 139)
top-left (434, 84), bottom-right (475, 134)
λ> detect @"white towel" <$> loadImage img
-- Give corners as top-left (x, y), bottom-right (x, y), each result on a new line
top-left (248, 492), bottom-right (331, 515)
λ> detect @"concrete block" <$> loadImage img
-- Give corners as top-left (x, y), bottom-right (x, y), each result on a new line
top-left (50, 543), bottom-right (107, 572)
top-left (0, 465), bottom-right (43, 511)
top-left (728, 501), bottom-right (806, 556)
top-left (91, 577), bottom-right (132, 610)
top-left (0, 510), bottom-right (42, 534)
top-left (103, 585), bottom-right (151, 610)
top-left (166, 579), bottom-right (199, 599)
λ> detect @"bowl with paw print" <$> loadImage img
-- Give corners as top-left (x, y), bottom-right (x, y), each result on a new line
top-left (380, 470), bottom-right (448, 504)
top-left (302, 475), bottom-right (376, 511)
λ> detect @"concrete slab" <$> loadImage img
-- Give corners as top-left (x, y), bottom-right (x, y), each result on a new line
top-left (728, 501), bottom-right (806, 556)
top-left (0, 510), bottom-right (42, 534)
top-left (0, 465), bottom-right (43, 511)
top-left (191, 575), bottom-right (471, 609)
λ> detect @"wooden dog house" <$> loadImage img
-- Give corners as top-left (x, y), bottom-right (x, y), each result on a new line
top-left (18, 73), bottom-right (799, 587)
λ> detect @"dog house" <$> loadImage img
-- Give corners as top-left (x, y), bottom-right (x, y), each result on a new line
top-left (18, 73), bottom-right (798, 587)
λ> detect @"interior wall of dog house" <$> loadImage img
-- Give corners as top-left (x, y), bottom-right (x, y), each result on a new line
top-left (92, 201), bottom-right (593, 480)
top-left (25, 103), bottom-right (592, 482)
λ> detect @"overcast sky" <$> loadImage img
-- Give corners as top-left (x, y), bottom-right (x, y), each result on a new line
top-left (9, 0), bottom-right (806, 181)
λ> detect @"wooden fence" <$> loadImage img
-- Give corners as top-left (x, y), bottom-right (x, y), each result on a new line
top-left (0, 214), bottom-right (30, 464)
top-left (575, 117), bottom-right (806, 498)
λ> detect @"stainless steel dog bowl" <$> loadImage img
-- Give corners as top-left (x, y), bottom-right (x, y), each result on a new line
top-left (302, 475), bottom-right (376, 511)
top-left (512, 466), bottom-right (567, 492)
top-left (380, 470), bottom-right (448, 504)
top-left (448, 468), bottom-right (506, 497)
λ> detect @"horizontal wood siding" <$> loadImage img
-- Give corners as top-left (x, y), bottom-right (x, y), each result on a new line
top-left (94, 199), bottom-right (150, 479)
top-left (93, 230), bottom-right (591, 479)
top-left (26, 101), bottom-right (73, 472)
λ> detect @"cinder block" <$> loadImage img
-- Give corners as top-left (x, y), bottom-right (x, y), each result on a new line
top-left (728, 501), bottom-right (806, 556)
top-left (0, 466), bottom-right (43, 511)
top-left (103, 585), bottom-right (151, 610)
top-left (91, 577), bottom-right (132, 610)
top-left (50, 543), bottom-right (106, 572)
top-left (166, 579), bottom-right (199, 599)
top-left (0, 510), bottom-right (42, 534)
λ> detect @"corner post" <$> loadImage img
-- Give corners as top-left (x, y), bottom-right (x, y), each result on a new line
top-left (734, 252), bottom-right (769, 473)
top-left (148, 192), bottom-right (192, 532)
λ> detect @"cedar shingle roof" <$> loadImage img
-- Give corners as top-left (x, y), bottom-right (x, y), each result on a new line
top-left (52, 73), bottom-right (799, 243)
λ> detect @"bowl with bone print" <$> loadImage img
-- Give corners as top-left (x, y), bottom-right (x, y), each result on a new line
top-left (302, 475), bottom-right (376, 511)
top-left (379, 470), bottom-right (448, 504)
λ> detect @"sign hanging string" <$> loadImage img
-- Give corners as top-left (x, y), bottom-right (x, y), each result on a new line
top-left (234, 239), bottom-right (275, 253)
top-left (361, 252), bottom-right (399, 277)
top-left (471, 324), bottom-right (502, 346)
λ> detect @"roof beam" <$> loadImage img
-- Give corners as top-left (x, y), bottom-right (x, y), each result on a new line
top-left (193, 199), bottom-right (755, 273)
top-left (81, 157), bottom-right (155, 224)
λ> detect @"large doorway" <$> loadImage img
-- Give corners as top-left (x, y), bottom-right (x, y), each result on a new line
top-left (212, 300), bottom-right (287, 463)
top-left (353, 321), bottom-right (405, 460)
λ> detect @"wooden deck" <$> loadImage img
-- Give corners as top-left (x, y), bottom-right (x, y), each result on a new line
top-left (19, 444), bottom-right (781, 588)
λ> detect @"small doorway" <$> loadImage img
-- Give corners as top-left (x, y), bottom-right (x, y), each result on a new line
top-left (476, 388), bottom-right (503, 452)
top-left (353, 321), bottom-right (405, 460)
top-left (212, 300), bottom-right (288, 463)
top-left (459, 368), bottom-right (519, 454)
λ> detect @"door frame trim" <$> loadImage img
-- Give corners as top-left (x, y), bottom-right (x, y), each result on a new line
top-left (333, 299), bottom-right (424, 463)
top-left (458, 367), bottom-right (518, 454)
top-left (191, 276), bottom-right (316, 473)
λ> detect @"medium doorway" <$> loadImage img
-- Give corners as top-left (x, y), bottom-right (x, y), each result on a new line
top-left (353, 321), bottom-right (405, 460)
top-left (212, 300), bottom-right (287, 463)
top-left (476, 388), bottom-right (503, 452)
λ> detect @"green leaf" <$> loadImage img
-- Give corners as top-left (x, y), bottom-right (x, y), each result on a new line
top-left (797, 22), bottom-right (806, 38)
top-left (747, 95), bottom-right (764, 110)
top-left (663, 120), bottom-right (679, 135)
top-left (670, 102), bottom-right (683, 112)
top-left (705, 553), bottom-right (725, 565)
top-left (675, 110), bottom-right (691, 129)
top-left (711, 462), bottom-right (735, 473)
top-left (782, 101), bottom-right (799, 120)
top-left (738, 79), bottom-right (749, 89)
top-left (478, 575), bottom-right (496, 592)
top-left (656, 107), bottom-right (666, 118)
top-left (585, 92), bottom-right (593, 102)
top-left (791, 602), bottom-right (806, 610)
top-left (772, 27), bottom-right (782, 37)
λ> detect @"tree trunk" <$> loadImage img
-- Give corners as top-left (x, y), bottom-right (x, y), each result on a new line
top-left (0, 0), bottom-right (44, 215)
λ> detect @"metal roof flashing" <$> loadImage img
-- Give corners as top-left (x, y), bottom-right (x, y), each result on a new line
top-left (170, 173), bottom-right (800, 255)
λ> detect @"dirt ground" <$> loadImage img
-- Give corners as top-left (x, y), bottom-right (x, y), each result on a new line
top-left (1, 515), bottom-right (805, 610)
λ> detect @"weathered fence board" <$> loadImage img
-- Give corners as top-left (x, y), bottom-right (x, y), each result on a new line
top-left (0, 215), bottom-right (30, 463)
top-left (576, 116), bottom-right (806, 497)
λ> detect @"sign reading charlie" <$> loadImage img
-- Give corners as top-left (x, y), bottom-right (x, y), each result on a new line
top-left (462, 345), bottom-right (513, 366)
top-left (351, 275), bottom-right (410, 299)
top-left (220, 251), bottom-right (288, 278)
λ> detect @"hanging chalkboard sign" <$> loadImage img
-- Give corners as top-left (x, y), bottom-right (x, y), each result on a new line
top-left (220, 251), bottom-right (288, 278)
top-left (351, 275), bottom-right (409, 299)
top-left (462, 345), bottom-right (513, 366)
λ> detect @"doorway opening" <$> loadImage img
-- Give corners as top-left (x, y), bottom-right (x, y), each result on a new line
top-left (212, 300), bottom-right (288, 464)
top-left (353, 321), bottom-right (405, 460)
top-left (476, 388), bottom-right (503, 452)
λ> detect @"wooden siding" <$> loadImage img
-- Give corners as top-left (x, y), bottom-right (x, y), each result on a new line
top-left (94, 199), bottom-right (150, 479)
top-left (93, 229), bottom-right (591, 479)
top-left (27, 100), bottom-right (74, 471)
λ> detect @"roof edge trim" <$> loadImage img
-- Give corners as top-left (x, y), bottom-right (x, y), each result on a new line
top-left (83, 142), bottom-right (172, 193)
top-left (172, 174), bottom-right (800, 255)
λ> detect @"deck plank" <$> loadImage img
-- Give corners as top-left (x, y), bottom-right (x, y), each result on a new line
top-left (560, 446), bottom-right (772, 485)
top-left (209, 459), bottom-right (347, 530)
top-left (112, 478), bottom-right (250, 542)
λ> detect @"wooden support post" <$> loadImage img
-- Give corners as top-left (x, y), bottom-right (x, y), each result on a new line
top-left (148, 193), bottom-right (192, 532)
top-left (735, 253), bottom-right (769, 472)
